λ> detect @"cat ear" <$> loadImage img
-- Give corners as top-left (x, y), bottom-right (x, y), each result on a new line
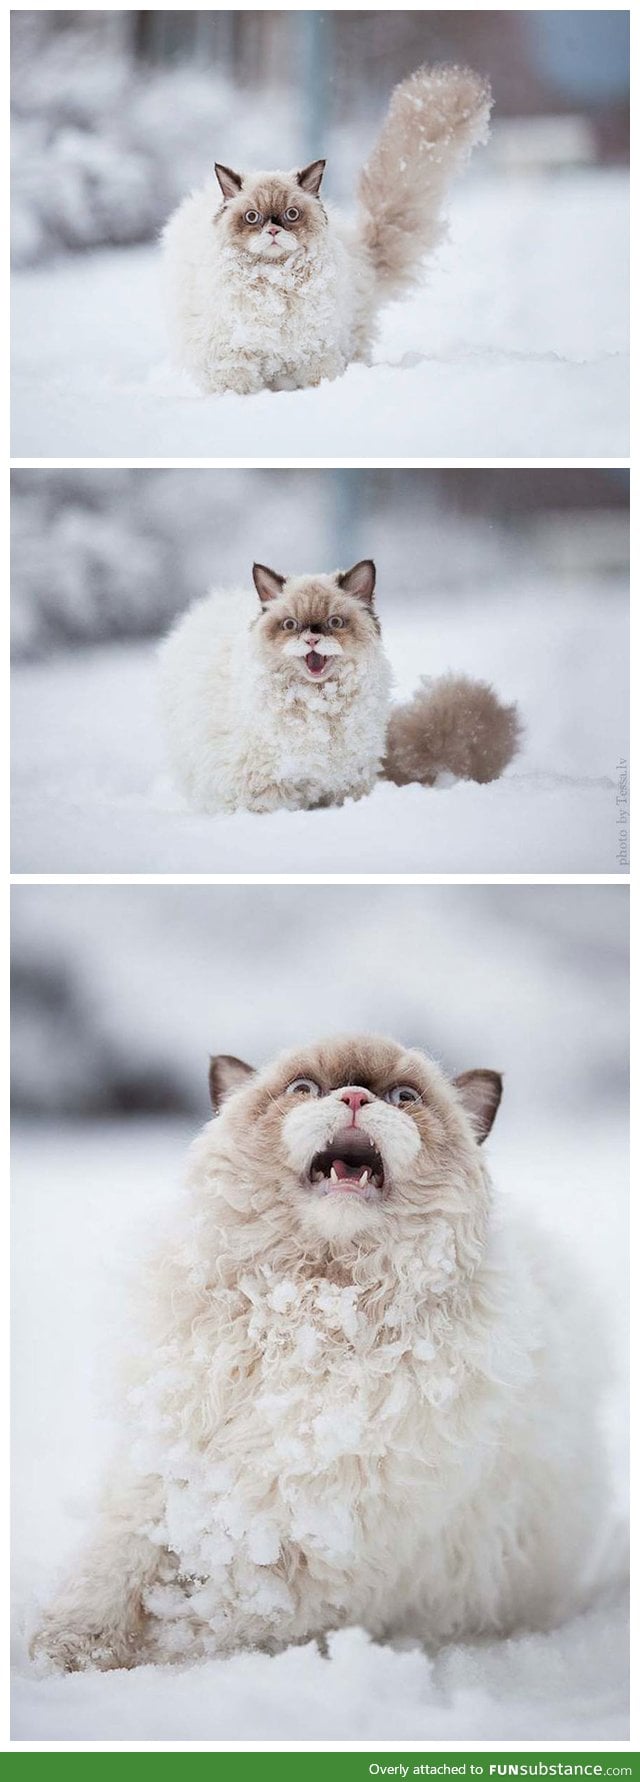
top-left (452, 1070), bottom-right (502, 1144)
top-left (252, 563), bottom-right (286, 605)
top-left (209, 1054), bottom-right (256, 1111)
top-left (214, 163), bottom-right (243, 200)
top-left (297, 159), bottom-right (326, 196)
top-left (337, 560), bottom-right (376, 605)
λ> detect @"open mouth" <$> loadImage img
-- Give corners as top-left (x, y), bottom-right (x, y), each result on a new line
top-left (308, 1129), bottom-right (385, 1200)
top-left (305, 651), bottom-right (328, 677)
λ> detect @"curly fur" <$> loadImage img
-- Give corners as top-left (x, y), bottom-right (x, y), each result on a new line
top-left (163, 64), bottom-right (491, 395)
top-left (383, 675), bottom-right (522, 787)
top-left (358, 64), bottom-right (492, 300)
top-left (31, 1034), bottom-right (608, 1674)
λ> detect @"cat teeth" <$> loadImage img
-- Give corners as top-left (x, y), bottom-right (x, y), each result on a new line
top-left (310, 1165), bottom-right (378, 1192)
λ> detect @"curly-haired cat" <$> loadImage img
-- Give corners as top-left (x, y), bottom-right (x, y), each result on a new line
top-left (31, 1033), bottom-right (608, 1671)
top-left (163, 64), bottom-right (491, 395)
top-left (158, 558), bottom-right (520, 816)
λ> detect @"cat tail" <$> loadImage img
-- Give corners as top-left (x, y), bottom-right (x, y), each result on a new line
top-left (357, 64), bottom-right (492, 300)
top-left (382, 675), bottom-right (521, 789)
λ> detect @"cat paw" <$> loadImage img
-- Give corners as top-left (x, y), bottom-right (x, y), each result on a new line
top-left (30, 1616), bottom-right (136, 1674)
top-left (204, 362), bottom-right (264, 397)
top-left (305, 358), bottom-right (346, 388)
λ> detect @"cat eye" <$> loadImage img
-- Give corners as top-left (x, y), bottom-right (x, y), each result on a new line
top-left (385, 1085), bottom-right (422, 1107)
top-left (281, 618), bottom-right (298, 633)
top-left (327, 615), bottom-right (344, 630)
top-left (284, 207), bottom-right (300, 223)
top-left (243, 210), bottom-right (262, 225)
top-left (285, 1077), bottom-right (321, 1097)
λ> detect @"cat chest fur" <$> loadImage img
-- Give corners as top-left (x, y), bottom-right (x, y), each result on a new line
top-left (246, 674), bottom-right (389, 803)
top-left (132, 1269), bottom-right (476, 1593)
top-left (217, 246), bottom-right (356, 365)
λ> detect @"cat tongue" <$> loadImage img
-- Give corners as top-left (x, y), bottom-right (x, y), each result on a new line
top-left (306, 651), bottom-right (326, 674)
top-left (331, 1158), bottom-right (361, 1180)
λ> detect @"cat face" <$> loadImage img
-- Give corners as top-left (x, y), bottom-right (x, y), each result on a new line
top-left (214, 161), bottom-right (327, 263)
top-left (208, 1035), bottom-right (501, 1252)
top-left (251, 561), bottom-right (380, 687)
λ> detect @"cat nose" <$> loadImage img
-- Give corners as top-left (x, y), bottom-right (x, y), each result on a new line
top-left (267, 225), bottom-right (279, 237)
top-left (306, 632), bottom-right (321, 644)
top-left (340, 1088), bottom-right (373, 1120)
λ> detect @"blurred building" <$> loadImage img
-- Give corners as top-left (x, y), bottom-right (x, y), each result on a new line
top-left (127, 11), bottom-right (630, 152)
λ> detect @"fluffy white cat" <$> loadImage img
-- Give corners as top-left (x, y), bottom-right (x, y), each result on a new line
top-left (162, 64), bottom-right (491, 395)
top-left (31, 1033), bottom-right (608, 1671)
top-left (158, 559), bottom-right (520, 815)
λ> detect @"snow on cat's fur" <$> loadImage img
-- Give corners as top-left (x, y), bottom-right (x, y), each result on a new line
top-left (31, 1034), bottom-right (608, 1672)
top-left (163, 64), bottom-right (491, 395)
top-left (158, 561), bottom-right (519, 816)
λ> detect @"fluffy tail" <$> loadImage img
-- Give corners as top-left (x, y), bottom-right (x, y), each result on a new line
top-left (358, 64), bottom-right (492, 300)
top-left (382, 675), bottom-right (521, 788)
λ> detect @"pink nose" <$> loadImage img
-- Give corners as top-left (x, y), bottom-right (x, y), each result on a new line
top-left (307, 633), bottom-right (320, 644)
top-left (340, 1088), bottom-right (373, 1119)
top-left (267, 225), bottom-right (279, 237)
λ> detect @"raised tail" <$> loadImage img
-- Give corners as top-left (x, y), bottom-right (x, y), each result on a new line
top-left (382, 675), bottom-right (521, 789)
top-left (358, 64), bottom-right (492, 300)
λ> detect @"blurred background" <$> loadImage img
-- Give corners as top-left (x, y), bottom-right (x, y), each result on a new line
top-left (11, 883), bottom-right (629, 1122)
top-left (11, 9), bottom-right (629, 269)
top-left (10, 466), bottom-right (630, 659)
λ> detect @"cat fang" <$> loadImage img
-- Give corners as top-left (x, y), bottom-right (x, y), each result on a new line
top-left (163, 64), bottom-right (492, 397)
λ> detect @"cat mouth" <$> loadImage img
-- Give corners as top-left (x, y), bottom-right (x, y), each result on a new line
top-left (304, 651), bottom-right (330, 678)
top-left (257, 233), bottom-right (294, 257)
top-left (307, 1131), bottom-right (385, 1201)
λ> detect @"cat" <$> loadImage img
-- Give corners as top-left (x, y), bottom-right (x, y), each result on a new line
top-left (158, 558), bottom-right (520, 816)
top-left (31, 1032), bottom-right (608, 1672)
top-left (162, 64), bottom-right (492, 396)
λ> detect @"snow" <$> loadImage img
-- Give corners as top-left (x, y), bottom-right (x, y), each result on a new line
top-left (10, 169), bottom-right (628, 458)
top-left (11, 580), bottom-right (628, 873)
top-left (12, 1599), bottom-right (629, 1743)
top-left (11, 1102), bottom-right (628, 1741)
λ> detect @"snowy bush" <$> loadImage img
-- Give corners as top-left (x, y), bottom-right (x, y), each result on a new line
top-left (11, 15), bottom-right (299, 268)
top-left (10, 470), bottom-right (336, 658)
top-left (11, 484), bottom-right (165, 657)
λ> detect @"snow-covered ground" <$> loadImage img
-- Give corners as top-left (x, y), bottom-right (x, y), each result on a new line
top-left (12, 1104), bottom-right (628, 1741)
top-left (10, 169), bottom-right (629, 459)
top-left (11, 580), bottom-right (628, 874)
